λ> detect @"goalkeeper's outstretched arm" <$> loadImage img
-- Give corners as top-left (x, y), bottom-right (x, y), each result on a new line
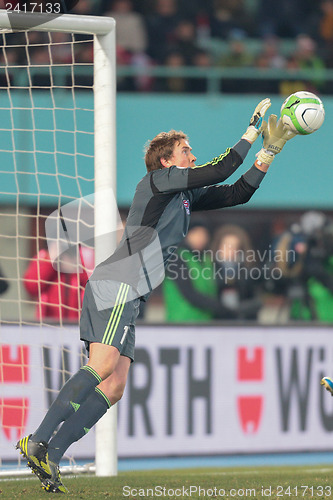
top-left (151, 98), bottom-right (272, 194)
top-left (191, 112), bottom-right (297, 211)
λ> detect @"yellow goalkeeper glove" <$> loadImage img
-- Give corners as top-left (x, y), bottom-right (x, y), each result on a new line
top-left (262, 114), bottom-right (296, 154)
top-left (256, 114), bottom-right (296, 165)
top-left (242, 98), bottom-right (271, 144)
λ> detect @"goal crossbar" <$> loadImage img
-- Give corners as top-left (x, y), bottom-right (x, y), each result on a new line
top-left (0, 9), bottom-right (115, 35)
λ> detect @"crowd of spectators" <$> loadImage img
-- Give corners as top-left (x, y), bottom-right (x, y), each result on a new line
top-left (163, 221), bottom-right (262, 323)
top-left (103, 0), bottom-right (333, 93)
top-left (8, 207), bottom-right (333, 325)
top-left (1, 0), bottom-right (332, 93)
top-left (161, 211), bottom-right (333, 324)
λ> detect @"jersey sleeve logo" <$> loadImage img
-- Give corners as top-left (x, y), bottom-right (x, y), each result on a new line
top-left (182, 199), bottom-right (190, 215)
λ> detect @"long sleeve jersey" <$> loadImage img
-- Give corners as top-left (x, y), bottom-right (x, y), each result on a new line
top-left (90, 139), bottom-right (264, 300)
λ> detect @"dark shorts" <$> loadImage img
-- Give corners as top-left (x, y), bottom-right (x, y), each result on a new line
top-left (80, 280), bottom-right (140, 362)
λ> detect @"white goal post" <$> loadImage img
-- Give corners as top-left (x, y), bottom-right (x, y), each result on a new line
top-left (0, 10), bottom-right (117, 477)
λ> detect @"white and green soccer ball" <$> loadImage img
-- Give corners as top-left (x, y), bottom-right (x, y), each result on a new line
top-left (280, 91), bottom-right (325, 135)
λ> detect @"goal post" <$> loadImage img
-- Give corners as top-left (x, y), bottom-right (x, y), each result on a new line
top-left (0, 10), bottom-right (117, 477)
top-left (93, 19), bottom-right (118, 479)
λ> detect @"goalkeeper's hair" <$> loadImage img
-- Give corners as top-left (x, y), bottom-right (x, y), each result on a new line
top-left (144, 130), bottom-right (189, 172)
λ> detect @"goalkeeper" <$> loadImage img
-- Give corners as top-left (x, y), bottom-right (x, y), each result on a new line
top-left (16, 99), bottom-right (295, 493)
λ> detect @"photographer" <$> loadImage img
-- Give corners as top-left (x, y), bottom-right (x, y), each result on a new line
top-left (163, 220), bottom-right (238, 322)
top-left (268, 211), bottom-right (333, 322)
top-left (210, 224), bottom-right (262, 321)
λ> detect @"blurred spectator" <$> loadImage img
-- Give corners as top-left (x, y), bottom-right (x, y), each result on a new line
top-left (189, 49), bottom-right (212, 93)
top-left (1, 46), bottom-right (19, 66)
top-left (279, 55), bottom-right (305, 95)
top-left (319, 0), bottom-right (333, 43)
top-left (73, 42), bottom-right (93, 64)
top-left (250, 35), bottom-right (286, 93)
top-left (154, 51), bottom-right (189, 92)
top-left (323, 46), bottom-right (333, 78)
top-left (163, 220), bottom-right (236, 322)
top-left (146, 0), bottom-right (180, 63)
top-left (217, 30), bottom-right (254, 67)
top-left (170, 20), bottom-right (199, 65)
top-left (130, 0), bottom-right (210, 20)
top-left (217, 30), bottom-right (255, 93)
top-left (294, 34), bottom-right (325, 70)
top-left (106, 0), bottom-right (148, 55)
top-left (258, 36), bottom-right (286, 69)
top-left (267, 212), bottom-right (333, 322)
top-left (258, 0), bottom-right (315, 38)
top-left (0, 266), bottom-right (9, 295)
top-left (318, 0), bottom-right (333, 87)
top-left (292, 34), bottom-right (326, 92)
top-left (70, 42), bottom-right (94, 88)
top-left (131, 52), bottom-right (155, 91)
top-left (116, 46), bottom-right (136, 91)
top-left (210, 0), bottom-right (248, 39)
top-left (28, 46), bottom-right (52, 87)
top-left (29, 46), bottom-right (50, 65)
top-left (71, 0), bottom-right (101, 15)
top-left (211, 225), bottom-right (262, 320)
top-left (178, 0), bottom-right (212, 23)
top-left (0, 47), bottom-right (18, 86)
top-left (23, 244), bottom-right (92, 322)
top-left (196, 7), bottom-right (212, 45)
top-left (105, 0), bottom-right (153, 91)
top-left (49, 33), bottom-right (73, 64)
top-left (251, 41), bottom-right (284, 94)
top-left (2, 0), bottom-right (333, 94)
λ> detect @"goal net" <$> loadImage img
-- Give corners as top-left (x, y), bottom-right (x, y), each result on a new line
top-left (0, 11), bottom-right (117, 477)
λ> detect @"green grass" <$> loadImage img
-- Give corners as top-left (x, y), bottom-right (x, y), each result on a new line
top-left (1, 465), bottom-right (333, 499)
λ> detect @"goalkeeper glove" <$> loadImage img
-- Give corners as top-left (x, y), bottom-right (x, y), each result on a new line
top-left (263, 114), bottom-right (296, 154)
top-left (256, 114), bottom-right (296, 165)
top-left (242, 98), bottom-right (271, 144)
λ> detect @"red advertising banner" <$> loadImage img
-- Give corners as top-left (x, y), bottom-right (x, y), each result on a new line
top-left (1, 325), bottom-right (333, 461)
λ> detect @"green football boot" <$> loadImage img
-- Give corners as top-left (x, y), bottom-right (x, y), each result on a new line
top-left (16, 434), bottom-right (51, 479)
top-left (41, 461), bottom-right (68, 494)
top-left (321, 376), bottom-right (333, 396)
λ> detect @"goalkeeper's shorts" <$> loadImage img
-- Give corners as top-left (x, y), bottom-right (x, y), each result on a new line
top-left (80, 280), bottom-right (140, 362)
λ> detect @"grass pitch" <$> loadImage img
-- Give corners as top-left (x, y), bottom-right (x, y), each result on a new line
top-left (1, 465), bottom-right (332, 499)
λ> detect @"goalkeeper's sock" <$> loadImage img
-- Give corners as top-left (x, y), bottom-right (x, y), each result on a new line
top-left (32, 366), bottom-right (102, 443)
top-left (47, 387), bottom-right (111, 465)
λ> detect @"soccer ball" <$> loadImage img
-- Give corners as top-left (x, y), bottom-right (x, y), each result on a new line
top-left (280, 91), bottom-right (325, 135)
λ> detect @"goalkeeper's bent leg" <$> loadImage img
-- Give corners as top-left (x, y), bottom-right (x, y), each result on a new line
top-left (47, 387), bottom-right (111, 465)
top-left (47, 355), bottom-right (130, 464)
top-left (32, 366), bottom-right (102, 443)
